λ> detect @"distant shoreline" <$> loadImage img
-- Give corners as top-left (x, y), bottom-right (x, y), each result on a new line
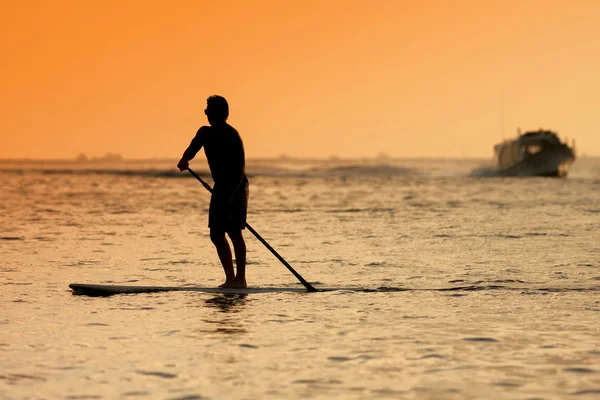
top-left (0, 156), bottom-right (505, 163)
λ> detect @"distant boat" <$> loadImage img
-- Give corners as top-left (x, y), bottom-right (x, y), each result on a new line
top-left (493, 129), bottom-right (576, 177)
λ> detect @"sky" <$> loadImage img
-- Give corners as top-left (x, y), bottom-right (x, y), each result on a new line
top-left (1, 0), bottom-right (599, 159)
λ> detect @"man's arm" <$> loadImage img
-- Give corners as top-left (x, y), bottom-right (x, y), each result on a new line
top-left (177, 126), bottom-right (208, 171)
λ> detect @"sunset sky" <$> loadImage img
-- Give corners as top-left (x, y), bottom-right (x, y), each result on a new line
top-left (2, 0), bottom-right (599, 159)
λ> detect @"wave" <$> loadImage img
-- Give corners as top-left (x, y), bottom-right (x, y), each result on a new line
top-left (9, 157), bottom-right (596, 178)
top-left (314, 164), bottom-right (418, 177)
top-left (10, 168), bottom-right (198, 178)
top-left (248, 164), bottom-right (420, 178)
top-left (0, 163), bottom-right (420, 179)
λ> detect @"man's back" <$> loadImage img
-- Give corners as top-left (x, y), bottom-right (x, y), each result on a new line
top-left (200, 123), bottom-right (245, 185)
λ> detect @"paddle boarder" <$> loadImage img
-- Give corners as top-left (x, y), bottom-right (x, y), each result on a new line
top-left (177, 95), bottom-right (249, 288)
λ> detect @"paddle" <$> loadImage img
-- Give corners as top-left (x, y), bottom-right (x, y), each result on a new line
top-left (186, 167), bottom-right (318, 292)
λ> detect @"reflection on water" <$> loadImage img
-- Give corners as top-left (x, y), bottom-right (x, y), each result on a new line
top-left (188, 294), bottom-right (251, 337)
top-left (205, 294), bottom-right (249, 313)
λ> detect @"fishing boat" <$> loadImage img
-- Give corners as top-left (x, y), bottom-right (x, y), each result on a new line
top-left (493, 129), bottom-right (576, 177)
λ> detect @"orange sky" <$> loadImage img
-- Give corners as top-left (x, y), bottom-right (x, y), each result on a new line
top-left (1, 0), bottom-right (599, 159)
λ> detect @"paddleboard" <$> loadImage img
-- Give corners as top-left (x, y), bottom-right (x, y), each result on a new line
top-left (70, 283), bottom-right (593, 296)
top-left (69, 283), bottom-right (321, 296)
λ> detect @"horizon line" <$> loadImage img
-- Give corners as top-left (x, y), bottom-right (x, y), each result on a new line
top-left (0, 155), bottom-right (498, 163)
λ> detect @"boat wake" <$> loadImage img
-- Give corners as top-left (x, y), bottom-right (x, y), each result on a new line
top-left (469, 165), bottom-right (500, 177)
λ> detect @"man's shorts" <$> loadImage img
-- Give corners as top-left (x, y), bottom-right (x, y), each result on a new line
top-left (208, 176), bottom-right (249, 232)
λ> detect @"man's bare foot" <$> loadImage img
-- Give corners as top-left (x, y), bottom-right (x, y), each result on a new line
top-left (219, 279), bottom-right (247, 289)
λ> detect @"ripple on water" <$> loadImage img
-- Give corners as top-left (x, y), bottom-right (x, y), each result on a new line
top-left (121, 391), bottom-right (150, 397)
top-left (420, 354), bottom-right (446, 359)
top-left (462, 337), bottom-right (499, 343)
top-left (0, 373), bottom-right (46, 383)
top-left (572, 389), bottom-right (600, 396)
top-left (564, 367), bottom-right (598, 374)
top-left (293, 379), bottom-right (343, 384)
top-left (167, 259), bottom-right (194, 265)
top-left (493, 381), bottom-right (523, 388)
top-left (135, 370), bottom-right (177, 379)
top-left (328, 356), bottom-right (353, 362)
top-left (34, 236), bottom-right (55, 241)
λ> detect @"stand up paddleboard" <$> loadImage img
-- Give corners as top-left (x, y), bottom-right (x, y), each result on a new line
top-left (69, 283), bottom-right (322, 297)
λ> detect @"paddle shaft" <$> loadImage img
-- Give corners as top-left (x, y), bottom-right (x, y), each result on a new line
top-left (187, 167), bottom-right (318, 292)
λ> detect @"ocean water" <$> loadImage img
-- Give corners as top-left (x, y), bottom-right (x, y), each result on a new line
top-left (1, 157), bottom-right (599, 400)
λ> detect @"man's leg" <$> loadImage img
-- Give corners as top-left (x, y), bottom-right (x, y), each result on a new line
top-left (210, 229), bottom-right (236, 286)
top-left (227, 229), bottom-right (247, 287)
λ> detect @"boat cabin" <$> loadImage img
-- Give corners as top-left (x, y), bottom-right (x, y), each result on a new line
top-left (494, 130), bottom-right (563, 170)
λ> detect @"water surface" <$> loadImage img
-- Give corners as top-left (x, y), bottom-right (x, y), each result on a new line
top-left (1, 158), bottom-right (599, 399)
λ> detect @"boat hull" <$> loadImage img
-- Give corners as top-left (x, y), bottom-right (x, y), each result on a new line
top-left (497, 145), bottom-right (575, 177)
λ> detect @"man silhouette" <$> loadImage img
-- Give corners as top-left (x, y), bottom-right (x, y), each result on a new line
top-left (177, 95), bottom-right (249, 288)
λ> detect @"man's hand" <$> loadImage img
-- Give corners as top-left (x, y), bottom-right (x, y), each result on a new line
top-left (177, 158), bottom-right (189, 171)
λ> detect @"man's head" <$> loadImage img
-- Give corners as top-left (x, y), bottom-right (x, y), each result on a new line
top-left (205, 95), bottom-right (229, 125)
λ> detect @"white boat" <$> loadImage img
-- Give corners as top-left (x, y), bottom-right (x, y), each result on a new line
top-left (493, 129), bottom-right (576, 177)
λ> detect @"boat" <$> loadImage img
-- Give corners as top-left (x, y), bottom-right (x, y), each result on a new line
top-left (493, 128), bottom-right (576, 177)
